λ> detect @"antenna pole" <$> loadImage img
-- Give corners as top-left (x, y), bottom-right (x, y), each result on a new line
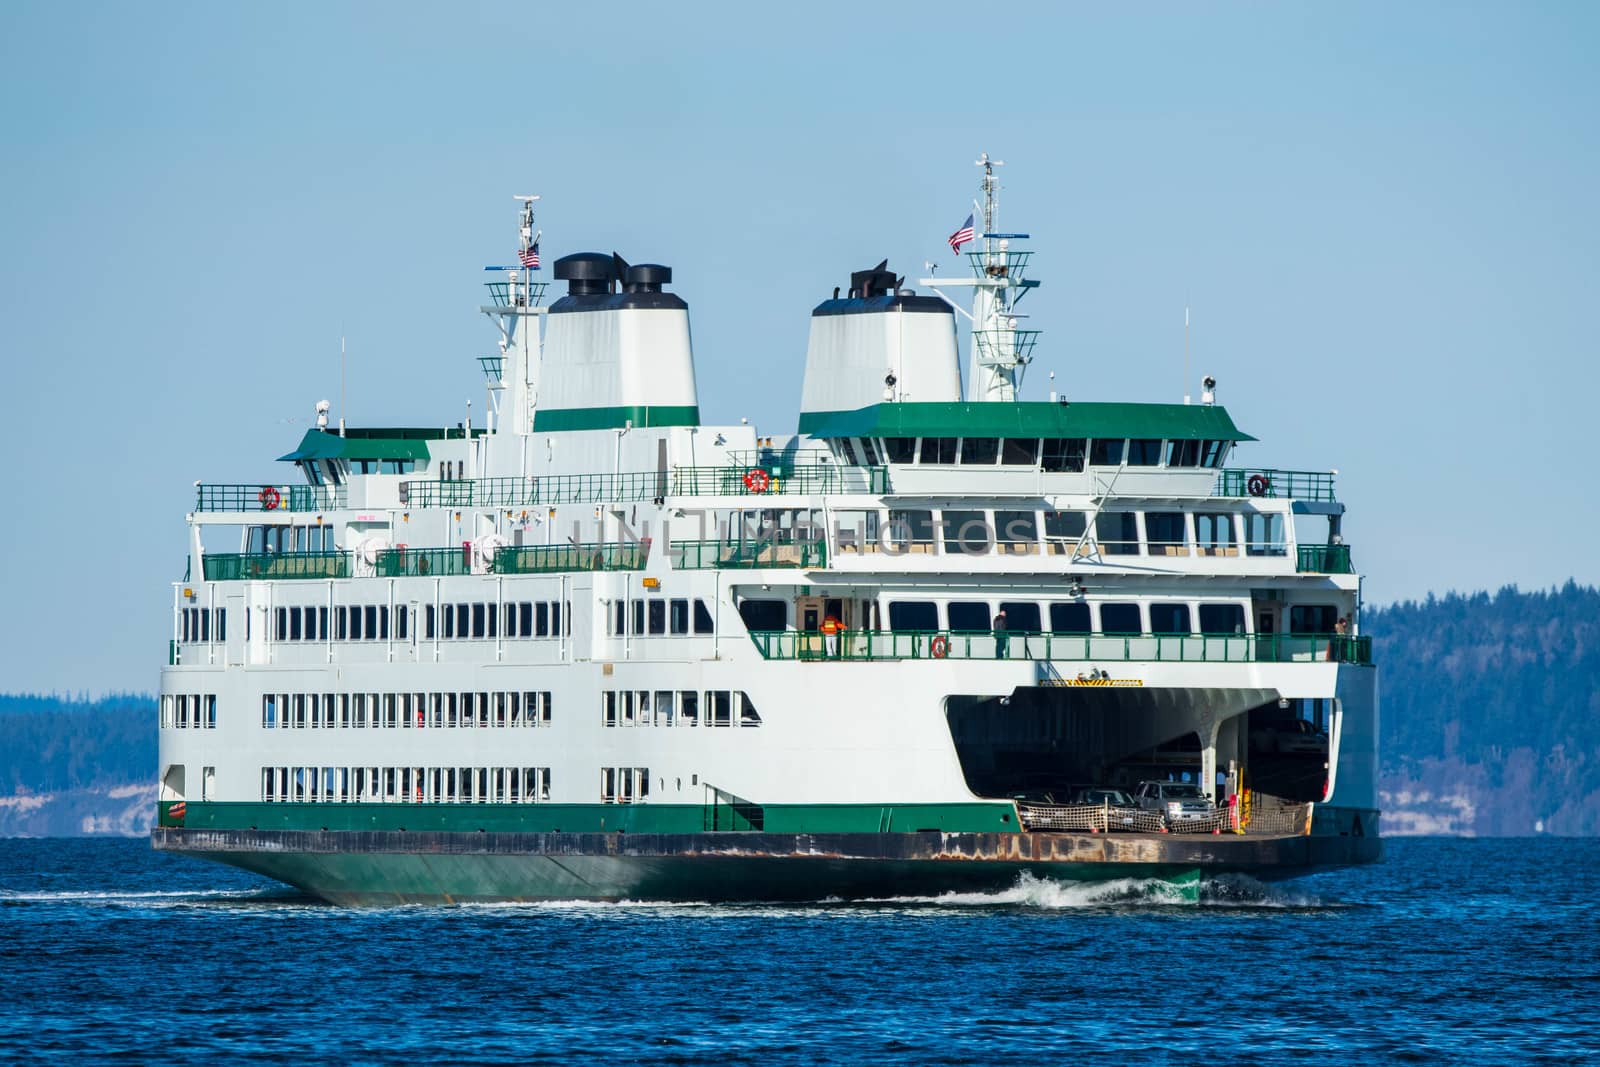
top-left (1183, 305), bottom-right (1191, 405)
top-left (339, 333), bottom-right (347, 436)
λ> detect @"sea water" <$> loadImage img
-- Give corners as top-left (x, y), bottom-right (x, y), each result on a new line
top-left (1, 837), bottom-right (1596, 1063)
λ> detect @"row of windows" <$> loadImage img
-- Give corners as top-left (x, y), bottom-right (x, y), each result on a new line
top-left (266, 601), bottom-right (575, 644)
top-left (161, 694), bottom-right (217, 729)
top-left (601, 767), bottom-right (650, 804)
top-left (261, 765), bottom-right (549, 803)
top-left (831, 508), bottom-right (1285, 557)
top-left (248, 525), bottom-right (336, 555)
top-left (737, 598), bottom-right (1340, 637)
top-left (601, 689), bottom-right (761, 728)
top-left (179, 609), bottom-right (226, 644)
top-left (606, 598), bottom-right (717, 637)
top-left (261, 691), bottom-right (554, 729)
top-left (275, 605), bottom-right (405, 643)
top-left (836, 436), bottom-right (1231, 471)
top-left (427, 601), bottom-right (570, 640)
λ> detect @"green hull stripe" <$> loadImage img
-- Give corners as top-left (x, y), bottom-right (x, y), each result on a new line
top-left (158, 800), bottom-right (1016, 835)
top-left (531, 405), bottom-right (701, 432)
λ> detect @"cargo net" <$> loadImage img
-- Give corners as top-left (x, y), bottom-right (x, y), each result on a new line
top-left (1015, 791), bottom-right (1313, 837)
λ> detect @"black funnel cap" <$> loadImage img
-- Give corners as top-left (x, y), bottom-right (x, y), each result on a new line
top-left (624, 264), bottom-right (672, 293)
top-left (850, 258), bottom-right (898, 298)
top-left (554, 252), bottom-right (616, 295)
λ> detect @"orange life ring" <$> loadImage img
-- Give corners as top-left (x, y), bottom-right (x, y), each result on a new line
top-left (1246, 474), bottom-right (1270, 497)
top-left (930, 635), bottom-right (949, 659)
top-left (743, 469), bottom-right (772, 493)
top-left (258, 486), bottom-right (281, 510)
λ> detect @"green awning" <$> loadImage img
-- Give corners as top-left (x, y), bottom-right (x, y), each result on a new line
top-left (798, 401), bottom-right (1255, 442)
top-left (277, 430), bottom-right (432, 463)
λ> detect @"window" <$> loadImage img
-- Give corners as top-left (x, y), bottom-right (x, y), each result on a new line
top-left (998, 602), bottom-right (1042, 633)
top-left (1044, 511), bottom-right (1087, 552)
top-left (883, 437), bottom-right (917, 463)
top-left (1245, 512), bottom-right (1286, 556)
top-left (1165, 439), bottom-right (1202, 467)
top-left (680, 691), bottom-right (699, 725)
top-left (960, 438), bottom-right (999, 465)
top-left (941, 510), bottom-right (992, 555)
top-left (472, 603), bottom-right (486, 638)
top-left (1041, 438), bottom-right (1086, 473)
top-left (1145, 512), bottom-right (1187, 554)
top-left (1089, 438), bottom-right (1124, 466)
top-left (947, 602), bottom-right (992, 633)
top-left (1290, 605), bottom-right (1338, 635)
top-left (886, 509), bottom-right (935, 553)
top-left (648, 599), bottom-right (667, 635)
top-left (1201, 440), bottom-right (1228, 467)
top-left (1001, 438), bottom-right (1038, 465)
top-left (709, 691), bottom-right (733, 727)
top-left (888, 601), bottom-right (938, 632)
top-left (632, 600), bottom-right (645, 636)
top-left (995, 510), bottom-right (1038, 553)
top-left (1199, 603), bottom-right (1246, 634)
top-left (1149, 603), bottom-right (1192, 635)
top-left (1049, 602), bottom-right (1092, 634)
top-left (1127, 438), bottom-right (1163, 465)
top-left (857, 438), bottom-right (880, 465)
top-left (670, 599), bottom-right (689, 635)
top-left (737, 599), bottom-right (786, 632)
top-left (835, 437), bottom-right (860, 465)
top-left (1095, 512), bottom-right (1140, 555)
top-left (1099, 603), bottom-right (1142, 634)
top-left (921, 437), bottom-right (958, 464)
top-left (1195, 513), bottom-right (1236, 554)
top-left (693, 599), bottom-right (715, 634)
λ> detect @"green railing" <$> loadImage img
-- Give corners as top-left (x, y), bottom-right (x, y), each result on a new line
top-left (669, 539), bottom-right (827, 570)
top-left (195, 484), bottom-right (346, 512)
top-left (490, 542), bottom-right (648, 574)
top-left (373, 546), bottom-right (473, 578)
top-left (1297, 544), bottom-right (1354, 574)
top-left (401, 472), bottom-right (665, 508)
top-left (748, 630), bottom-right (1373, 666)
top-left (202, 551), bottom-right (350, 581)
top-left (1215, 469), bottom-right (1336, 503)
top-left (670, 465), bottom-right (888, 496)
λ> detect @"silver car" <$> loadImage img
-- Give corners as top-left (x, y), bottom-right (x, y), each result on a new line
top-left (1133, 781), bottom-right (1218, 832)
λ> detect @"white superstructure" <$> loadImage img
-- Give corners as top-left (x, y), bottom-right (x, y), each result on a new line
top-left (155, 162), bottom-right (1379, 902)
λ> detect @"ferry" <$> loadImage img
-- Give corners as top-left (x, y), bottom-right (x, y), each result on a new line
top-left (153, 158), bottom-right (1380, 903)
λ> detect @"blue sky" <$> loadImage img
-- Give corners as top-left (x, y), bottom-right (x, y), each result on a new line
top-left (1, 1), bottom-right (1596, 693)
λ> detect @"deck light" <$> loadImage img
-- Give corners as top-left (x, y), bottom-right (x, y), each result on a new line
top-left (642, 578), bottom-right (660, 590)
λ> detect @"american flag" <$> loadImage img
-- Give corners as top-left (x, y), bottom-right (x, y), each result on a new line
top-left (518, 242), bottom-right (541, 269)
top-left (948, 214), bottom-right (975, 253)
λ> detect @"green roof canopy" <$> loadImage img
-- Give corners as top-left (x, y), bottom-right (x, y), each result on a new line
top-left (277, 429), bottom-right (433, 463)
top-left (798, 401), bottom-right (1255, 442)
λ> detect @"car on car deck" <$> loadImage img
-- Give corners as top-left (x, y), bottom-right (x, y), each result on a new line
top-left (1133, 780), bottom-right (1219, 832)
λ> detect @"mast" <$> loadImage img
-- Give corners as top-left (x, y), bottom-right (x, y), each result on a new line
top-left (480, 195), bottom-right (547, 462)
top-left (920, 153), bottom-right (1041, 403)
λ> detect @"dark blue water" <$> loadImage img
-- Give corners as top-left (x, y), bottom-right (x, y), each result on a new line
top-left (2, 838), bottom-right (1597, 1063)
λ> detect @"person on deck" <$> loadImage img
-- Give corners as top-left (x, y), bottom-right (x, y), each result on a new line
top-left (994, 610), bottom-right (1010, 660)
top-left (821, 614), bottom-right (843, 659)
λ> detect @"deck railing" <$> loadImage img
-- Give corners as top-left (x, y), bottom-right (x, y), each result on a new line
top-left (202, 551), bottom-right (350, 581)
top-left (400, 473), bottom-right (665, 508)
top-left (668, 539), bottom-right (827, 570)
top-left (490, 542), bottom-right (648, 574)
top-left (1215, 469), bottom-right (1336, 503)
top-left (195, 484), bottom-right (346, 513)
top-left (748, 629), bottom-right (1373, 666)
top-left (1297, 544), bottom-right (1354, 574)
top-left (671, 464), bottom-right (887, 496)
top-left (373, 546), bottom-right (473, 578)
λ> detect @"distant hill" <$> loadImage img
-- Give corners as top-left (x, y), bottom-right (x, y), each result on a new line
top-left (2, 583), bottom-right (1597, 835)
top-left (1366, 581), bottom-right (1600, 836)
top-left (0, 694), bottom-right (155, 836)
